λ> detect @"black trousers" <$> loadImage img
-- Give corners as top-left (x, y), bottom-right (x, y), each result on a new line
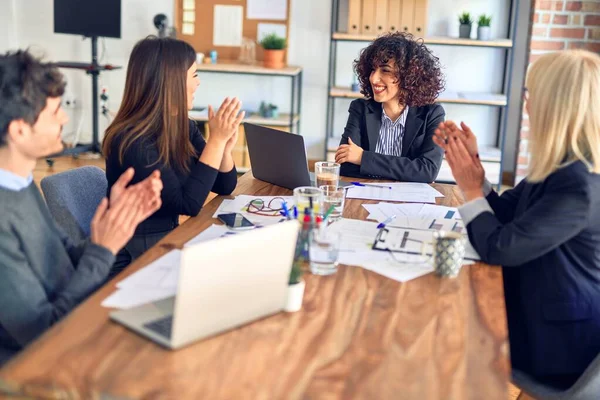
top-left (109, 229), bottom-right (172, 279)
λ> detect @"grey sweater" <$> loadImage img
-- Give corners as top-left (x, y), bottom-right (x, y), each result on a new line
top-left (0, 184), bottom-right (115, 365)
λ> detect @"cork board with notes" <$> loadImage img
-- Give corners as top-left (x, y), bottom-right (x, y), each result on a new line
top-left (174, 0), bottom-right (292, 63)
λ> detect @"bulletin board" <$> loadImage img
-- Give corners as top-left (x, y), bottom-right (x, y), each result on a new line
top-left (174, 0), bottom-right (292, 62)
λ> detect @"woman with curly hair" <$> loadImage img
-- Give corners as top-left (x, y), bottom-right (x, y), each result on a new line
top-left (335, 32), bottom-right (445, 182)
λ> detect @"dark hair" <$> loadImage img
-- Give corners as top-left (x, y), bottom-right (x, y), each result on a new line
top-left (0, 50), bottom-right (65, 146)
top-left (103, 36), bottom-right (197, 172)
top-left (354, 32), bottom-right (445, 107)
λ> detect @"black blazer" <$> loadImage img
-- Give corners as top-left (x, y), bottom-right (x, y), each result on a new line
top-left (467, 161), bottom-right (600, 381)
top-left (338, 99), bottom-right (445, 182)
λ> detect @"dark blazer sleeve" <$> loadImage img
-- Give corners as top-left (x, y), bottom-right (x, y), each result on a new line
top-left (484, 179), bottom-right (526, 224)
top-left (466, 171), bottom-right (591, 266)
top-left (360, 104), bottom-right (445, 182)
top-left (189, 121), bottom-right (237, 195)
top-left (339, 101), bottom-right (364, 178)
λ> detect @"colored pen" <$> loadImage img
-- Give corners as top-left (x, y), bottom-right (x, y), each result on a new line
top-left (377, 214), bottom-right (397, 229)
top-left (281, 201), bottom-right (291, 220)
top-left (322, 205), bottom-right (336, 223)
top-left (351, 182), bottom-right (392, 189)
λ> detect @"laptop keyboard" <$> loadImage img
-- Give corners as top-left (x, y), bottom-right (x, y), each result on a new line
top-left (143, 315), bottom-right (173, 339)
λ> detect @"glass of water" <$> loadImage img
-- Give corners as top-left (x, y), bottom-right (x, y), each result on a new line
top-left (309, 229), bottom-right (341, 275)
top-left (319, 185), bottom-right (345, 222)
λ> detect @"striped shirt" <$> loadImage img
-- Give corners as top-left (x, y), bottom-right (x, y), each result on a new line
top-left (374, 105), bottom-right (409, 156)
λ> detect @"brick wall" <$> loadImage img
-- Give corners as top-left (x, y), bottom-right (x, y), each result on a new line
top-left (516, 0), bottom-right (600, 183)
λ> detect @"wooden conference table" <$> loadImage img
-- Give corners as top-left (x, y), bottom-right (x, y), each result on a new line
top-left (0, 172), bottom-right (509, 399)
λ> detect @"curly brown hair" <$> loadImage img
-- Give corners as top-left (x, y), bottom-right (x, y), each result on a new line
top-left (354, 32), bottom-right (445, 107)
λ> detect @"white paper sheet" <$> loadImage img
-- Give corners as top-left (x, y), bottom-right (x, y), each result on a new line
top-left (213, 5), bottom-right (243, 47)
top-left (325, 217), bottom-right (477, 283)
top-left (101, 287), bottom-right (175, 310)
top-left (117, 250), bottom-right (181, 291)
top-left (325, 219), bottom-right (433, 281)
top-left (183, 10), bottom-right (195, 23)
top-left (417, 204), bottom-right (461, 220)
top-left (387, 183), bottom-right (444, 197)
top-left (184, 224), bottom-right (239, 247)
top-left (257, 23), bottom-right (287, 43)
top-left (363, 253), bottom-right (434, 282)
top-left (102, 250), bottom-right (181, 309)
top-left (327, 218), bottom-right (380, 253)
top-left (363, 203), bottom-right (425, 222)
top-left (345, 183), bottom-right (442, 203)
top-left (182, 23), bottom-right (194, 35)
top-left (375, 227), bottom-right (480, 261)
top-left (362, 203), bottom-right (465, 230)
top-left (381, 216), bottom-right (464, 233)
top-left (247, 0), bottom-right (287, 20)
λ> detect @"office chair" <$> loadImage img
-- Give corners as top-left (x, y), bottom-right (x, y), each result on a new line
top-left (513, 353), bottom-right (600, 400)
top-left (40, 166), bottom-right (107, 242)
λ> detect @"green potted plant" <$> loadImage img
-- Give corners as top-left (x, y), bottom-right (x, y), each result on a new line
top-left (285, 258), bottom-right (305, 312)
top-left (458, 12), bottom-right (473, 39)
top-left (260, 32), bottom-right (287, 69)
top-left (259, 101), bottom-right (279, 119)
top-left (477, 14), bottom-right (492, 41)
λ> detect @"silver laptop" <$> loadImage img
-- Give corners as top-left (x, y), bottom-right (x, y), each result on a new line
top-left (244, 123), bottom-right (351, 190)
top-left (110, 221), bottom-right (299, 350)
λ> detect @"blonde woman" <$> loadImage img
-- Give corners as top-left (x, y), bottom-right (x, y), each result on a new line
top-left (433, 49), bottom-right (600, 389)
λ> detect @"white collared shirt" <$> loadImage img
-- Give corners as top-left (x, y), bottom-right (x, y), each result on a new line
top-left (0, 168), bottom-right (33, 191)
top-left (374, 105), bottom-right (409, 156)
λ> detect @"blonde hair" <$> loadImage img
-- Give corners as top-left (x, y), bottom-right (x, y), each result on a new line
top-left (526, 49), bottom-right (600, 182)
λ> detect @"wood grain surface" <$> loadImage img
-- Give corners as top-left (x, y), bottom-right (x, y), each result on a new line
top-left (0, 172), bottom-right (509, 400)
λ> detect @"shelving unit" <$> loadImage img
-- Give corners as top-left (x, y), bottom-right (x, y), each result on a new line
top-left (190, 60), bottom-right (303, 173)
top-left (190, 111), bottom-right (300, 128)
top-left (329, 87), bottom-right (508, 107)
top-left (196, 60), bottom-right (303, 134)
top-left (197, 61), bottom-right (303, 76)
top-left (332, 32), bottom-right (514, 48)
top-left (325, 0), bottom-right (519, 186)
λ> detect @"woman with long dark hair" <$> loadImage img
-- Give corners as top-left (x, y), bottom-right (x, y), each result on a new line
top-left (103, 36), bottom-right (243, 274)
top-left (335, 32), bottom-right (445, 182)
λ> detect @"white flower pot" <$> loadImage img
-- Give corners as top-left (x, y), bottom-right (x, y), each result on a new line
top-left (284, 279), bottom-right (305, 312)
top-left (477, 26), bottom-right (491, 41)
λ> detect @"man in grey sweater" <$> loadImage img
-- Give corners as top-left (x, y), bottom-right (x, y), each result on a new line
top-left (0, 50), bottom-right (163, 365)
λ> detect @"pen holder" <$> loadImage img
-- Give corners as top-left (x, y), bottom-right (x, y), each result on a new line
top-left (293, 187), bottom-right (323, 221)
top-left (375, 229), bottom-right (466, 278)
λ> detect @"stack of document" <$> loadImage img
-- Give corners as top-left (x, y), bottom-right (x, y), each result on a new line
top-left (326, 219), bottom-right (435, 282)
top-left (326, 217), bottom-right (480, 283)
top-left (345, 182), bottom-right (444, 203)
top-left (363, 203), bottom-right (465, 233)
